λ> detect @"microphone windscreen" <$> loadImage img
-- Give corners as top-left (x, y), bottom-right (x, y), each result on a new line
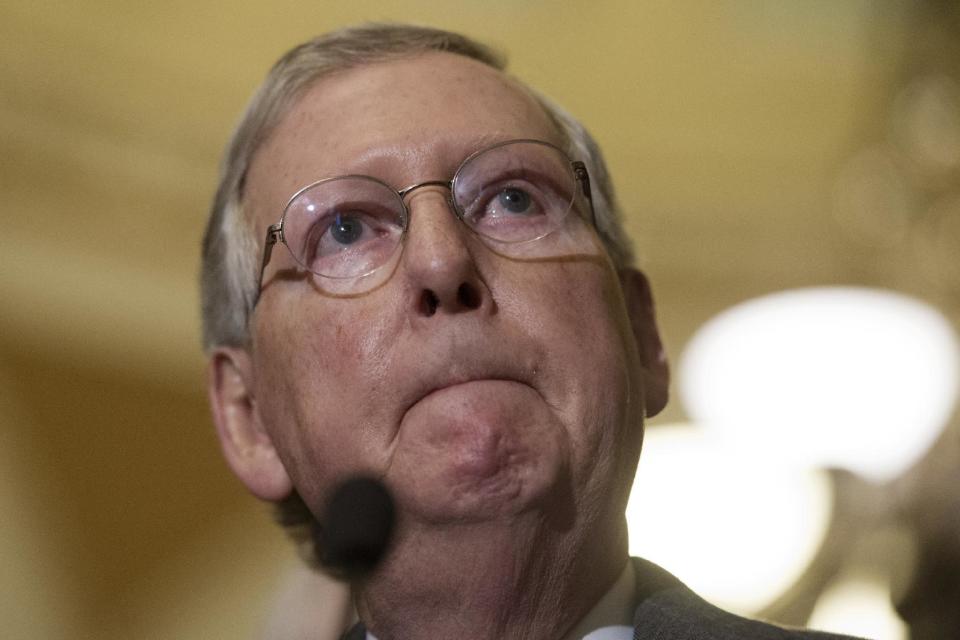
top-left (317, 476), bottom-right (395, 579)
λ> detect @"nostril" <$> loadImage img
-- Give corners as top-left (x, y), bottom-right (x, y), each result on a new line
top-left (418, 284), bottom-right (481, 316)
top-left (457, 282), bottom-right (481, 310)
top-left (419, 290), bottom-right (439, 316)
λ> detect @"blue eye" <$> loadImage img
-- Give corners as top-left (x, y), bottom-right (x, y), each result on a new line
top-left (330, 214), bottom-right (363, 244)
top-left (498, 188), bottom-right (532, 214)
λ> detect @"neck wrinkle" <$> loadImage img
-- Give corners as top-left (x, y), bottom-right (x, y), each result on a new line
top-left (354, 515), bottom-right (629, 640)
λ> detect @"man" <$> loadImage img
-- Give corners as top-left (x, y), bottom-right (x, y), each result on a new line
top-left (202, 23), bottom-right (860, 640)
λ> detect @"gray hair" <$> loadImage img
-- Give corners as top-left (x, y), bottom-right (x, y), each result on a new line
top-left (199, 22), bottom-right (634, 565)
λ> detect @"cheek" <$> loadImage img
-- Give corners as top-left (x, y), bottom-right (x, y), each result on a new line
top-left (250, 296), bottom-right (401, 501)
top-left (519, 260), bottom-right (636, 388)
top-left (254, 300), bottom-right (369, 410)
top-left (516, 262), bottom-right (641, 485)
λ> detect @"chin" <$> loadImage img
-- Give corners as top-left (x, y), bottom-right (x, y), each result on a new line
top-left (388, 380), bottom-right (573, 525)
top-left (391, 426), bottom-right (570, 525)
top-left (456, 463), bottom-right (563, 522)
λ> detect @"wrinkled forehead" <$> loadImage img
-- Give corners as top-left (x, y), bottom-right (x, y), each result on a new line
top-left (244, 52), bottom-right (565, 224)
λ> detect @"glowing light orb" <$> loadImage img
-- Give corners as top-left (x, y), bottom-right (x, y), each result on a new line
top-left (679, 287), bottom-right (960, 482)
top-left (808, 577), bottom-right (907, 639)
top-left (626, 424), bottom-right (832, 613)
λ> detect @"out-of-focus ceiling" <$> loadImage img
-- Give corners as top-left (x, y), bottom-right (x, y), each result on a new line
top-left (3, 2), bottom-right (957, 639)
top-left (0, 1), bottom-right (912, 380)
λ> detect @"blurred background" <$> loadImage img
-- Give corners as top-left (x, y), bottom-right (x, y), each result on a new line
top-left (2, 1), bottom-right (958, 638)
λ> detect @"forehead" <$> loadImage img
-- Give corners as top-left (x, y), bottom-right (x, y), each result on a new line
top-left (246, 52), bottom-right (564, 220)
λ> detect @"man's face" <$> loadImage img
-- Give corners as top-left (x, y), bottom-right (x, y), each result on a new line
top-left (238, 52), bottom-right (657, 527)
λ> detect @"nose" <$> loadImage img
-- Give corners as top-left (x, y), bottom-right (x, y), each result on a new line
top-left (401, 187), bottom-right (488, 318)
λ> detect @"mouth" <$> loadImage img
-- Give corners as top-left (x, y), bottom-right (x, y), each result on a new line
top-left (398, 360), bottom-right (539, 426)
top-left (434, 373), bottom-right (526, 389)
top-left (388, 331), bottom-right (547, 442)
top-left (410, 375), bottom-right (532, 410)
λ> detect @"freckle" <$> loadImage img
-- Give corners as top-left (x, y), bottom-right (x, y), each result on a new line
top-left (336, 324), bottom-right (343, 338)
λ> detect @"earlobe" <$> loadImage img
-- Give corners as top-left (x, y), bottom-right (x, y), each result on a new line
top-left (207, 347), bottom-right (293, 501)
top-left (618, 268), bottom-right (670, 418)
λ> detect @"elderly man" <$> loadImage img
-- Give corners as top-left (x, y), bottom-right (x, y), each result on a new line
top-left (202, 23), bottom-right (858, 640)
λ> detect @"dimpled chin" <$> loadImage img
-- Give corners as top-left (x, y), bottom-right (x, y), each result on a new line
top-left (390, 379), bottom-right (568, 523)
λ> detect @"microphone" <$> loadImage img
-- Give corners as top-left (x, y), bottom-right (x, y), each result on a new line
top-left (315, 476), bottom-right (395, 579)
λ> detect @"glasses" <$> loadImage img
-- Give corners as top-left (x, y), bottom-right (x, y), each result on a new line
top-left (257, 139), bottom-right (596, 297)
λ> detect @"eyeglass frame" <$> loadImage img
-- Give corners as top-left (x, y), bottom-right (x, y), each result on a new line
top-left (256, 138), bottom-right (597, 300)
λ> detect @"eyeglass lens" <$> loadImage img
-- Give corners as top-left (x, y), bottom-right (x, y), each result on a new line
top-left (280, 140), bottom-right (582, 281)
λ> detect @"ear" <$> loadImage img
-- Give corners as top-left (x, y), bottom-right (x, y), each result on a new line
top-left (207, 347), bottom-right (293, 501)
top-left (619, 268), bottom-right (669, 418)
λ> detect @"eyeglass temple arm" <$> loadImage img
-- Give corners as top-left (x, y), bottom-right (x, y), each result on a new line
top-left (256, 223), bottom-right (283, 303)
top-left (572, 161), bottom-right (597, 228)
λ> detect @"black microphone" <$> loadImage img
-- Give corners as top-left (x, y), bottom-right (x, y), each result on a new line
top-left (315, 476), bottom-right (395, 579)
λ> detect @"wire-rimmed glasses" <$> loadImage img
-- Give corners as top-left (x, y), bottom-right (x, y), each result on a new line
top-left (257, 138), bottom-right (596, 298)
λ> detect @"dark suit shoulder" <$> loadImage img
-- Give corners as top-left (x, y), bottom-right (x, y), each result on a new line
top-left (339, 622), bottom-right (366, 640)
top-left (631, 558), bottom-right (868, 640)
top-left (341, 560), bottom-right (867, 640)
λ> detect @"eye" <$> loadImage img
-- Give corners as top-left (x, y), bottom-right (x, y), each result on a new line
top-left (300, 206), bottom-right (401, 271)
top-left (450, 140), bottom-right (579, 244)
top-left (285, 176), bottom-right (406, 279)
top-left (312, 210), bottom-right (386, 259)
top-left (472, 181), bottom-right (546, 222)
top-left (497, 187), bottom-right (533, 215)
top-left (329, 214), bottom-right (364, 245)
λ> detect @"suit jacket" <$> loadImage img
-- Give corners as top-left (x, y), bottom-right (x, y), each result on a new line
top-left (340, 557), bottom-right (865, 639)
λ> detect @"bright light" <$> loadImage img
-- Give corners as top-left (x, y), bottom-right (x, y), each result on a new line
top-left (679, 287), bottom-right (960, 482)
top-left (626, 424), bottom-right (832, 613)
top-left (808, 576), bottom-right (907, 640)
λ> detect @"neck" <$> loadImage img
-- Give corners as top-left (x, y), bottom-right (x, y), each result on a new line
top-left (354, 514), bottom-right (629, 640)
